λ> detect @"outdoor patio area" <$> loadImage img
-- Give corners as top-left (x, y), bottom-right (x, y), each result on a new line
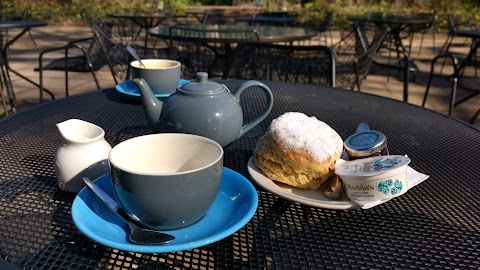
top-left (1, 3), bottom-right (480, 269)
top-left (2, 23), bottom-right (479, 128)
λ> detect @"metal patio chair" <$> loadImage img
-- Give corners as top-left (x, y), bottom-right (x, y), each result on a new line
top-left (423, 40), bottom-right (480, 124)
top-left (88, 16), bottom-right (132, 85)
top-left (168, 25), bottom-right (259, 79)
top-left (406, 13), bottom-right (436, 56)
top-left (226, 41), bottom-right (335, 87)
top-left (36, 32), bottom-right (104, 102)
top-left (332, 22), bottom-right (388, 91)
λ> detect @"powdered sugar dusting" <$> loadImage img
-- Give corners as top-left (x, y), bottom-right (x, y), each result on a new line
top-left (269, 112), bottom-right (343, 162)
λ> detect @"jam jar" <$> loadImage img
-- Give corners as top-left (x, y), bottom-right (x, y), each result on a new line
top-left (344, 130), bottom-right (389, 160)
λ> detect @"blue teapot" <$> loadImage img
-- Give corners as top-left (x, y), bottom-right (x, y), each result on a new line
top-left (132, 72), bottom-right (274, 147)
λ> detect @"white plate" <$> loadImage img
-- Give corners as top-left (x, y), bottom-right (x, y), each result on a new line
top-left (247, 157), bottom-right (360, 210)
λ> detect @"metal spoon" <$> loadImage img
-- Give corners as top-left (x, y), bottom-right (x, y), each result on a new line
top-left (83, 177), bottom-right (175, 245)
top-left (126, 46), bottom-right (146, 68)
top-left (323, 174), bottom-right (343, 200)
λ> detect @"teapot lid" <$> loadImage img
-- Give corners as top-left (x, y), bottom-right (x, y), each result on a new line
top-left (180, 72), bottom-right (225, 93)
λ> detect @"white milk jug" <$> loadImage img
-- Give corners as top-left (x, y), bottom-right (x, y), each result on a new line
top-left (55, 119), bottom-right (112, 193)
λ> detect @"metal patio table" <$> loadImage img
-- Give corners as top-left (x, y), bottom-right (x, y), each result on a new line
top-left (348, 14), bottom-right (432, 103)
top-left (108, 11), bottom-right (172, 54)
top-left (235, 15), bottom-right (297, 27)
top-left (347, 14), bottom-right (431, 55)
top-left (149, 24), bottom-right (317, 78)
top-left (0, 80), bottom-right (478, 269)
top-left (148, 24), bottom-right (317, 44)
top-left (0, 20), bottom-right (47, 114)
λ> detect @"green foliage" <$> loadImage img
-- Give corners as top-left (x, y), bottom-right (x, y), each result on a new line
top-left (1, 0), bottom-right (479, 27)
top-left (166, 1), bottom-right (188, 13)
top-left (0, 0), bottom-right (189, 24)
top-left (197, 0), bottom-right (233, 4)
top-left (298, 0), bottom-right (480, 29)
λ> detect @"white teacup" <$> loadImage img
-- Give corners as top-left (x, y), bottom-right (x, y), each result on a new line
top-left (131, 59), bottom-right (181, 95)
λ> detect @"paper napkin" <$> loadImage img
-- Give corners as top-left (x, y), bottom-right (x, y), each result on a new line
top-left (352, 166), bottom-right (430, 209)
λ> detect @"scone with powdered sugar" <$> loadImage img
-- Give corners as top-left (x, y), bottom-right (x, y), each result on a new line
top-left (253, 112), bottom-right (343, 190)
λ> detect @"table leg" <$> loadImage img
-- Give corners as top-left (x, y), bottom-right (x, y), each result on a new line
top-left (2, 27), bottom-right (55, 105)
top-left (393, 32), bottom-right (409, 57)
top-left (0, 58), bottom-right (16, 113)
top-left (471, 107), bottom-right (480, 124)
top-left (136, 17), bottom-right (168, 57)
top-left (392, 26), bottom-right (415, 102)
top-left (0, 82), bottom-right (8, 115)
top-left (403, 59), bottom-right (409, 102)
top-left (131, 18), bottom-right (151, 56)
top-left (7, 65), bottom-right (55, 101)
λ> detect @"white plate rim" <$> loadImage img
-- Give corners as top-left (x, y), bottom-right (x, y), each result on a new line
top-left (247, 157), bottom-right (360, 210)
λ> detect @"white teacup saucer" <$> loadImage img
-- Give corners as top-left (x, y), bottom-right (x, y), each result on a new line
top-left (71, 168), bottom-right (258, 253)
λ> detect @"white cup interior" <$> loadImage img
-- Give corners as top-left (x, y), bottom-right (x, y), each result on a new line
top-left (130, 59), bottom-right (181, 70)
top-left (109, 134), bottom-right (223, 175)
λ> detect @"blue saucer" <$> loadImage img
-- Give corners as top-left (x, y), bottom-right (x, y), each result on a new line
top-left (115, 79), bottom-right (190, 98)
top-left (71, 168), bottom-right (258, 253)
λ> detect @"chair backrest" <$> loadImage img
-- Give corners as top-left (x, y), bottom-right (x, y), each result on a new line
top-left (354, 23), bottom-right (388, 81)
top-left (110, 17), bottom-right (143, 44)
top-left (226, 41), bottom-right (336, 87)
top-left (83, 23), bottom-right (111, 71)
top-left (333, 22), bottom-right (388, 90)
top-left (5, 7), bottom-right (30, 20)
top-left (87, 16), bottom-right (132, 84)
top-left (411, 13), bottom-right (436, 32)
top-left (366, 12), bottom-right (386, 20)
top-left (168, 25), bottom-right (259, 79)
top-left (317, 11), bottom-right (334, 32)
top-left (447, 14), bottom-right (459, 34)
top-left (202, 11), bottom-right (227, 25)
top-left (21, 8), bottom-right (29, 19)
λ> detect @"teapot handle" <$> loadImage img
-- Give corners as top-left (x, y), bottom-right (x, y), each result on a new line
top-left (233, 80), bottom-right (274, 138)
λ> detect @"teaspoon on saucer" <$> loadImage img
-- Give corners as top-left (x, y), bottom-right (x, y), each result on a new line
top-left (83, 177), bottom-right (175, 245)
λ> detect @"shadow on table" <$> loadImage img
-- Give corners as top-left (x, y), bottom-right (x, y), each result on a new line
top-left (242, 199), bottom-right (479, 267)
top-left (0, 153), bottom-right (119, 268)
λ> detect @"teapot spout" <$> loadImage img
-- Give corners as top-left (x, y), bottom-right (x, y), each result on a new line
top-left (132, 78), bottom-right (163, 130)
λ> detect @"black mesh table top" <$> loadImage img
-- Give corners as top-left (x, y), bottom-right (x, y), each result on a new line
top-left (0, 80), bottom-right (479, 269)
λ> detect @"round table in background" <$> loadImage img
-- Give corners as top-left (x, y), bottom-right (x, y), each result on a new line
top-left (148, 24), bottom-right (317, 43)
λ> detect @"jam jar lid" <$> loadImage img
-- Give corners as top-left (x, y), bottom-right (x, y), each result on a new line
top-left (344, 130), bottom-right (387, 157)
